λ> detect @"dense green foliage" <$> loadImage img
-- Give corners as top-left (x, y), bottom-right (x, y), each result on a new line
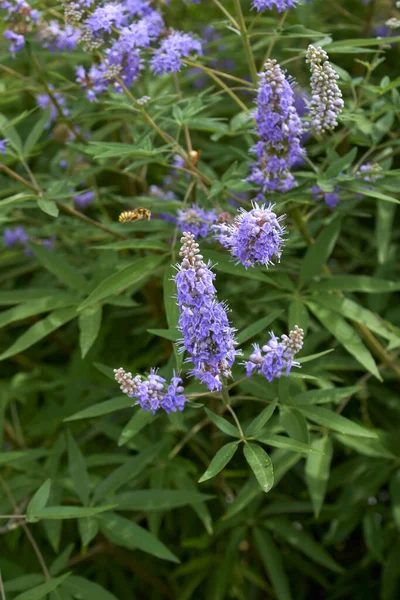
top-left (1, 0), bottom-right (400, 598)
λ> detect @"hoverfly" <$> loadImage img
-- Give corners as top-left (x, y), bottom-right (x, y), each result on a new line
top-left (118, 208), bottom-right (151, 223)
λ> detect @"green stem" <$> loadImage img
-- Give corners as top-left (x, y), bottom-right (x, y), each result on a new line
top-left (222, 379), bottom-right (245, 438)
top-left (261, 11), bottom-right (288, 67)
top-left (233, 0), bottom-right (258, 84)
top-left (212, 0), bottom-right (240, 29)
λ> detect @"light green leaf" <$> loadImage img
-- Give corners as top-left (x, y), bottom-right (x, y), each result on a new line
top-left (37, 197), bottom-right (59, 217)
top-left (0, 295), bottom-right (78, 330)
top-left (288, 299), bottom-right (309, 334)
top-left (79, 255), bottom-right (165, 310)
top-left (26, 480), bottom-right (51, 522)
top-left (390, 470), bottom-right (400, 530)
top-left (67, 431), bottom-right (90, 505)
top-left (0, 307), bottom-right (77, 361)
top-left (24, 109), bottom-right (51, 154)
top-left (113, 489), bottom-right (213, 511)
top-left (300, 220), bottom-right (341, 285)
top-left (245, 399), bottom-right (278, 437)
top-left (265, 518), bottom-right (343, 573)
top-left (79, 305), bottom-right (102, 358)
top-left (309, 275), bottom-right (400, 293)
top-left (307, 302), bottom-right (381, 380)
top-left (99, 512), bottom-right (179, 562)
top-left (253, 528), bottom-right (292, 600)
top-left (204, 407), bottom-right (240, 438)
top-left (118, 409), bottom-right (155, 446)
top-left (295, 385), bottom-right (361, 406)
top-left (376, 202), bottom-right (396, 265)
top-left (237, 311), bottom-right (283, 344)
top-left (13, 573), bottom-right (71, 600)
top-left (257, 434), bottom-right (319, 455)
top-left (199, 441), bottom-right (239, 483)
top-left (63, 576), bottom-right (119, 600)
top-left (94, 239), bottom-right (169, 251)
top-left (0, 449), bottom-right (48, 466)
top-left (27, 505), bottom-right (115, 522)
top-left (334, 433), bottom-right (395, 459)
top-left (243, 443), bottom-right (274, 493)
top-left (347, 182), bottom-right (400, 204)
top-left (298, 406), bottom-right (378, 438)
top-left (64, 395), bottom-right (133, 421)
top-left (306, 435), bottom-right (333, 518)
top-left (31, 244), bottom-right (87, 292)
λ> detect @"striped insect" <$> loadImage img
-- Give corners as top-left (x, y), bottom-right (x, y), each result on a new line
top-left (118, 208), bottom-right (151, 223)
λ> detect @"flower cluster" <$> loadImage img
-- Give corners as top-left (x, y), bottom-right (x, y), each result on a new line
top-left (3, 227), bottom-right (55, 253)
top-left (151, 30), bottom-right (202, 75)
top-left (306, 45), bottom-right (344, 134)
top-left (177, 204), bottom-right (217, 239)
top-left (36, 87), bottom-right (69, 125)
top-left (74, 189), bottom-right (95, 210)
top-left (252, 0), bottom-right (297, 12)
top-left (357, 163), bottom-right (382, 182)
top-left (175, 232), bottom-right (239, 391)
top-left (311, 185), bottom-right (340, 210)
top-left (245, 325), bottom-right (304, 381)
top-left (248, 59), bottom-right (304, 193)
top-left (38, 21), bottom-right (80, 52)
top-left (215, 201), bottom-right (285, 268)
top-left (2, 0), bottom-right (39, 55)
top-left (114, 367), bottom-right (186, 414)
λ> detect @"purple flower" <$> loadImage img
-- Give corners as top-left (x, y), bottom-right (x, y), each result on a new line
top-left (85, 3), bottom-right (126, 36)
top-left (114, 367), bottom-right (186, 414)
top-left (312, 185), bottom-right (340, 210)
top-left (151, 30), bottom-right (202, 75)
top-left (74, 189), bottom-right (94, 210)
top-left (245, 325), bottom-right (304, 381)
top-left (3, 226), bottom-right (30, 248)
top-left (248, 59), bottom-right (305, 193)
top-left (175, 232), bottom-right (239, 391)
top-left (122, 0), bottom-right (154, 18)
top-left (39, 21), bottom-right (80, 52)
top-left (0, 139), bottom-right (8, 155)
top-left (252, 0), bottom-right (297, 11)
top-left (36, 87), bottom-right (69, 124)
top-left (40, 237), bottom-right (56, 249)
top-left (357, 163), bottom-right (382, 182)
top-left (76, 64), bottom-right (109, 101)
top-left (215, 201), bottom-right (285, 268)
top-left (177, 204), bottom-right (217, 239)
top-left (306, 46), bottom-right (344, 134)
top-left (4, 30), bottom-right (25, 54)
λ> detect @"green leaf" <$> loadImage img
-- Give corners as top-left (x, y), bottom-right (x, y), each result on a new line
top-left (79, 255), bottom-right (165, 310)
top-left (243, 443), bottom-right (274, 493)
top-left (79, 305), bottom-right (102, 358)
top-left (64, 395), bottom-right (133, 421)
top-left (0, 295), bottom-right (78, 330)
top-left (118, 409), bottom-right (155, 446)
top-left (13, 573), bottom-right (71, 600)
top-left (347, 182), bottom-right (400, 204)
top-left (27, 505), bottom-right (115, 522)
top-left (0, 307), bottom-right (77, 361)
top-left (295, 386), bottom-right (361, 406)
top-left (78, 517), bottom-right (99, 547)
top-left (63, 576), bottom-right (119, 600)
top-left (37, 197), bottom-right (59, 217)
top-left (390, 470), bottom-right (400, 530)
top-left (309, 275), bottom-right (400, 293)
top-left (24, 109), bottom-right (51, 154)
top-left (198, 441), bottom-right (239, 483)
top-left (112, 490), bottom-right (213, 511)
top-left (93, 441), bottom-right (165, 503)
top-left (94, 239), bottom-right (170, 252)
top-left (265, 518), bottom-right (343, 573)
top-left (0, 113), bottom-right (23, 154)
top-left (147, 328), bottom-right (179, 342)
top-left (164, 263), bottom-right (179, 330)
top-left (300, 220), bottom-right (341, 285)
top-left (31, 244), bottom-right (87, 292)
top-left (26, 479), bottom-right (51, 522)
top-left (245, 399), bottom-right (278, 437)
top-left (334, 433), bottom-right (395, 458)
top-left (237, 311), bottom-right (283, 344)
top-left (280, 408), bottom-right (309, 444)
top-left (288, 299), bottom-right (309, 334)
top-left (298, 406), bottom-right (378, 438)
top-left (307, 302), bottom-right (381, 380)
top-left (380, 540), bottom-right (400, 600)
top-left (202, 250), bottom-right (276, 286)
top-left (253, 528), bottom-right (292, 600)
top-left (305, 435), bottom-right (333, 518)
top-left (0, 449), bottom-right (48, 466)
top-left (314, 293), bottom-right (397, 345)
top-left (376, 201), bottom-right (396, 265)
top-left (257, 434), bottom-right (318, 455)
top-left (99, 512), bottom-right (179, 562)
top-left (67, 431), bottom-right (90, 505)
top-left (325, 148), bottom-right (357, 178)
top-left (204, 408), bottom-right (240, 438)
top-left (363, 512), bottom-right (384, 563)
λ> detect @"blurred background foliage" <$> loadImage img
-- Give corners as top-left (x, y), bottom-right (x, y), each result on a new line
top-left (1, 0), bottom-right (400, 598)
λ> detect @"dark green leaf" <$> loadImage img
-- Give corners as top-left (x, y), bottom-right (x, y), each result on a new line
top-left (79, 305), bottom-right (102, 358)
top-left (305, 435), bottom-right (333, 518)
top-left (245, 399), bottom-right (278, 436)
top-left (67, 431), bottom-right (90, 505)
top-left (204, 407), bottom-right (240, 437)
top-left (13, 573), bottom-right (71, 600)
top-left (300, 220), bottom-right (341, 285)
top-left (199, 441), bottom-right (239, 483)
top-left (253, 528), bottom-right (292, 600)
top-left (298, 406), bottom-right (378, 438)
top-left (243, 443), bottom-right (274, 493)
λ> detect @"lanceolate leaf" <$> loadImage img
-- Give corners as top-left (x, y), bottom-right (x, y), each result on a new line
top-left (300, 219), bottom-right (341, 285)
top-left (243, 443), bottom-right (274, 493)
top-left (12, 573), bottom-right (71, 600)
top-left (298, 406), bottom-right (378, 438)
top-left (199, 442), bottom-right (239, 483)
top-left (253, 528), bottom-right (293, 600)
top-left (306, 435), bottom-right (333, 518)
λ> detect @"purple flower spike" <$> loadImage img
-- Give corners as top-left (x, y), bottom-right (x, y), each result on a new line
top-left (252, 0), bottom-right (297, 12)
top-left (114, 367), bottom-right (186, 414)
top-left (215, 201), bottom-right (285, 268)
top-left (175, 232), bottom-right (239, 391)
top-left (248, 59), bottom-right (305, 193)
top-left (151, 30), bottom-right (202, 75)
top-left (245, 325), bottom-right (304, 381)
